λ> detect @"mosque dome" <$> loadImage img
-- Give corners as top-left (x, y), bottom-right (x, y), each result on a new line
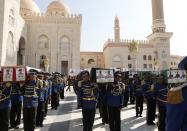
top-left (46, 0), bottom-right (71, 16)
top-left (20, 0), bottom-right (41, 14)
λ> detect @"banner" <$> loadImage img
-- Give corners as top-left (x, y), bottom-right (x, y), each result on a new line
top-left (167, 70), bottom-right (187, 84)
top-left (2, 67), bottom-right (13, 82)
top-left (96, 69), bottom-right (114, 83)
top-left (15, 67), bottom-right (26, 81)
top-left (1, 66), bottom-right (27, 82)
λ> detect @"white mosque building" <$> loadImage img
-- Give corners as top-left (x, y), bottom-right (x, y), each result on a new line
top-left (0, 0), bottom-right (183, 74)
top-left (0, 0), bottom-right (81, 74)
top-left (80, 0), bottom-right (183, 71)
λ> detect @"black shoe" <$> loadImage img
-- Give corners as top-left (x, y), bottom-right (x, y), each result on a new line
top-left (147, 122), bottom-right (155, 125)
top-left (36, 123), bottom-right (40, 127)
top-left (9, 126), bottom-right (14, 129)
top-left (40, 124), bottom-right (44, 127)
top-left (14, 126), bottom-right (19, 129)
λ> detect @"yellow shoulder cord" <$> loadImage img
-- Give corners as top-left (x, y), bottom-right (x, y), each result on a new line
top-left (0, 86), bottom-right (12, 102)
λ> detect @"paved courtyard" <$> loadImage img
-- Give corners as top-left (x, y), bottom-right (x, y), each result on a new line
top-left (12, 90), bottom-right (157, 131)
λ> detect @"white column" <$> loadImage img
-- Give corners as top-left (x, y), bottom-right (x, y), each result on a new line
top-left (22, 55), bottom-right (25, 65)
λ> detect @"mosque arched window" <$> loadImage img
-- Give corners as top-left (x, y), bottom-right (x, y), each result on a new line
top-left (128, 55), bottom-right (131, 60)
top-left (143, 55), bottom-right (147, 60)
top-left (60, 36), bottom-right (70, 49)
top-left (148, 55), bottom-right (152, 60)
top-left (6, 31), bottom-right (14, 57)
top-left (9, 9), bottom-right (15, 26)
top-left (88, 59), bottom-right (95, 64)
top-left (38, 35), bottom-right (49, 49)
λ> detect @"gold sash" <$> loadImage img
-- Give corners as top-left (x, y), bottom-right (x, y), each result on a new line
top-left (167, 83), bottom-right (187, 104)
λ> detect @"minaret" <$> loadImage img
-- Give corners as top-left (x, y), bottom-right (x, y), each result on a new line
top-left (147, 0), bottom-right (173, 70)
top-left (152, 0), bottom-right (166, 33)
top-left (114, 16), bottom-right (120, 43)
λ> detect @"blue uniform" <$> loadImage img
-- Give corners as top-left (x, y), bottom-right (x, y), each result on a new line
top-left (78, 81), bottom-right (98, 109)
top-left (10, 83), bottom-right (23, 128)
top-left (107, 81), bottom-right (124, 131)
top-left (142, 81), bottom-right (156, 125)
top-left (134, 80), bottom-right (143, 97)
top-left (0, 83), bottom-right (11, 131)
top-left (0, 84), bottom-right (11, 109)
top-left (11, 83), bottom-right (23, 103)
top-left (142, 82), bottom-right (155, 99)
top-left (78, 80), bottom-right (98, 131)
top-left (23, 80), bottom-right (39, 131)
top-left (134, 80), bottom-right (143, 117)
top-left (154, 82), bottom-right (168, 131)
top-left (23, 80), bottom-right (38, 108)
top-left (154, 83), bottom-right (168, 107)
top-left (36, 79), bottom-right (46, 127)
top-left (129, 83), bottom-right (135, 104)
top-left (107, 82), bottom-right (124, 107)
top-left (166, 83), bottom-right (187, 131)
top-left (51, 80), bottom-right (60, 109)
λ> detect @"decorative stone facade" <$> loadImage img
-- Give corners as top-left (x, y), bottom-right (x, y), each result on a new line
top-left (80, 52), bottom-right (104, 69)
top-left (0, 0), bottom-right (82, 74)
top-left (80, 0), bottom-right (182, 71)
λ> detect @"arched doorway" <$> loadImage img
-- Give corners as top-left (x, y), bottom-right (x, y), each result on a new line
top-left (17, 37), bottom-right (26, 65)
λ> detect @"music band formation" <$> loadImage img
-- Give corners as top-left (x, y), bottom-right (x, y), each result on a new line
top-left (1, 56), bottom-right (187, 131)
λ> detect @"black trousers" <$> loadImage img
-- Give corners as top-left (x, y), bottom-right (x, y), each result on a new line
top-left (66, 85), bottom-right (71, 91)
top-left (10, 101), bottom-right (22, 127)
top-left (135, 96), bottom-right (143, 116)
top-left (108, 106), bottom-right (121, 131)
top-left (51, 93), bottom-right (58, 109)
top-left (100, 102), bottom-right (108, 123)
top-left (123, 91), bottom-right (129, 107)
top-left (82, 109), bottom-right (96, 131)
top-left (23, 107), bottom-right (37, 131)
top-left (60, 88), bottom-right (64, 99)
top-left (146, 98), bottom-right (156, 123)
top-left (36, 101), bottom-right (45, 125)
top-left (130, 92), bottom-right (135, 104)
top-left (44, 99), bottom-right (48, 117)
top-left (0, 108), bottom-right (10, 131)
top-left (158, 106), bottom-right (166, 131)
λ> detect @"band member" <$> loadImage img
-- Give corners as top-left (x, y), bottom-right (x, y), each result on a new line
top-left (166, 56), bottom-right (187, 131)
top-left (43, 73), bottom-right (51, 117)
top-left (59, 75), bottom-right (65, 99)
top-left (142, 75), bottom-right (156, 125)
top-left (98, 83), bottom-right (108, 124)
top-left (51, 76), bottom-right (60, 110)
top-left (154, 74), bottom-right (168, 131)
top-left (22, 72), bottom-right (38, 131)
top-left (107, 71), bottom-right (125, 131)
top-left (10, 82), bottom-right (22, 129)
top-left (0, 82), bottom-right (12, 131)
top-left (129, 80), bottom-right (135, 104)
top-left (36, 73), bottom-right (45, 127)
top-left (66, 76), bottom-right (73, 92)
top-left (78, 71), bottom-right (98, 131)
top-left (134, 75), bottom-right (143, 117)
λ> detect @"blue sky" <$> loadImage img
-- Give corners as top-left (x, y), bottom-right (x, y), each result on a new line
top-left (35, 0), bottom-right (187, 56)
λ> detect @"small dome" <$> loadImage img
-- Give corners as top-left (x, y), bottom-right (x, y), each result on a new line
top-left (46, 1), bottom-right (71, 15)
top-left (20, 0), bottom-right (41, 14)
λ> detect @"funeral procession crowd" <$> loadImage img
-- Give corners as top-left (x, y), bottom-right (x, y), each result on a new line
top-left (1, 57), bottom-right (187, 131)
